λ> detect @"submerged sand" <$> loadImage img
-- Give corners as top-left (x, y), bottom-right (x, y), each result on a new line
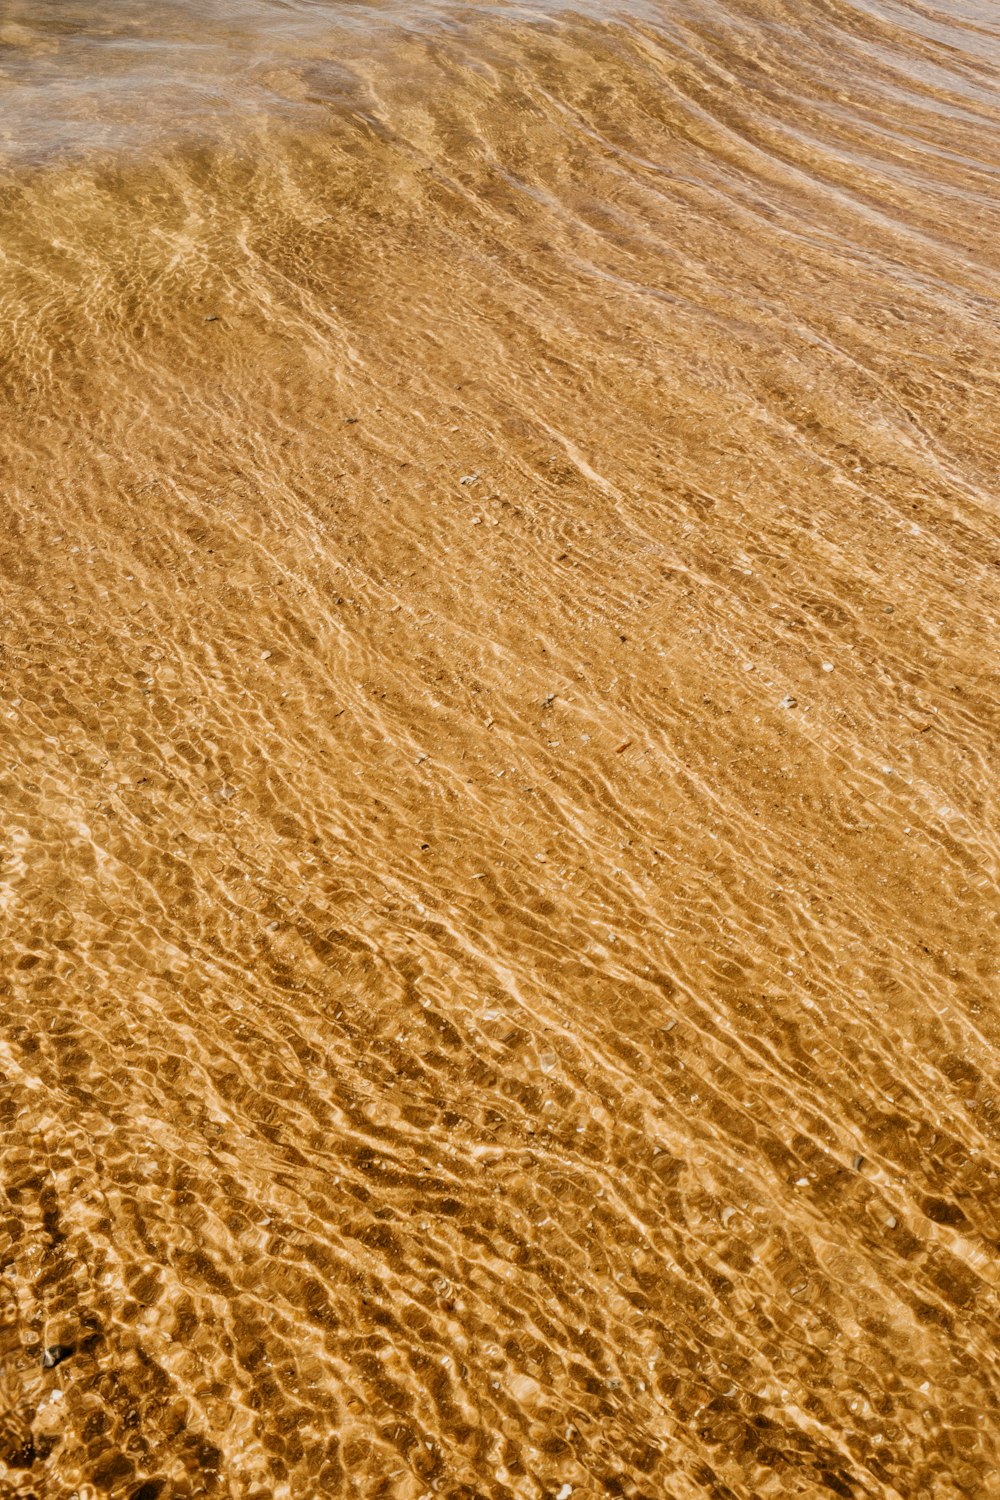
top-left (1, 0), bottom-right (999, 1495)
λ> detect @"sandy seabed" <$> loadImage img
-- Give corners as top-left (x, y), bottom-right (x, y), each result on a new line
top-left (1, 0), bottom-right (999, 1495)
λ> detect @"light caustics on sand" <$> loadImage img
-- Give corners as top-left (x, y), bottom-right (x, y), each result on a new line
top-left (1, 0), bottom-right (999, 1496)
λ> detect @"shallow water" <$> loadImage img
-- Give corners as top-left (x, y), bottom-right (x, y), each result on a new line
top-left (1, 0), bottom-right (999, 1496)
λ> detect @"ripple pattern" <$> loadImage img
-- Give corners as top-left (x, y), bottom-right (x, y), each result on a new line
top-left (1, 1), bottom-right (999, 1496)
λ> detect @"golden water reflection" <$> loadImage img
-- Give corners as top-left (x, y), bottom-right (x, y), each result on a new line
top-left (1, 0), bottom-right (999, 1495)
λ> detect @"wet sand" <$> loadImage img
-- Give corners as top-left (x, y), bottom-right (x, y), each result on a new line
top-left (1, 0), bottom-right (999, 1496)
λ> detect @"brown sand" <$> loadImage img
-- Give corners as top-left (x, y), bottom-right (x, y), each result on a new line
top-left (1, 0), bottom-right (999, 1496)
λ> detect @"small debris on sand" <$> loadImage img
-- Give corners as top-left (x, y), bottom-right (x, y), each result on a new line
top-left (42, 1344), bottom-right (75, 1370)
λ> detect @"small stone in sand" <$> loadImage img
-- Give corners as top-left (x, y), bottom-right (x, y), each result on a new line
top-left (42, 1344), bottom-right (75, 1370)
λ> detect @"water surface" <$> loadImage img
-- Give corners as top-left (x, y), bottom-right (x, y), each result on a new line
top-left (1, 0), bottom-right (999, 1496)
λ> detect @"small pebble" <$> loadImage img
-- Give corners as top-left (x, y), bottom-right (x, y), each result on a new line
top-left (821, 662), bottom-right (834, 672)
top-left (41, 1344), bottom-right (75, 1370)
top-left (779, 694), bottom-right (797, 709)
